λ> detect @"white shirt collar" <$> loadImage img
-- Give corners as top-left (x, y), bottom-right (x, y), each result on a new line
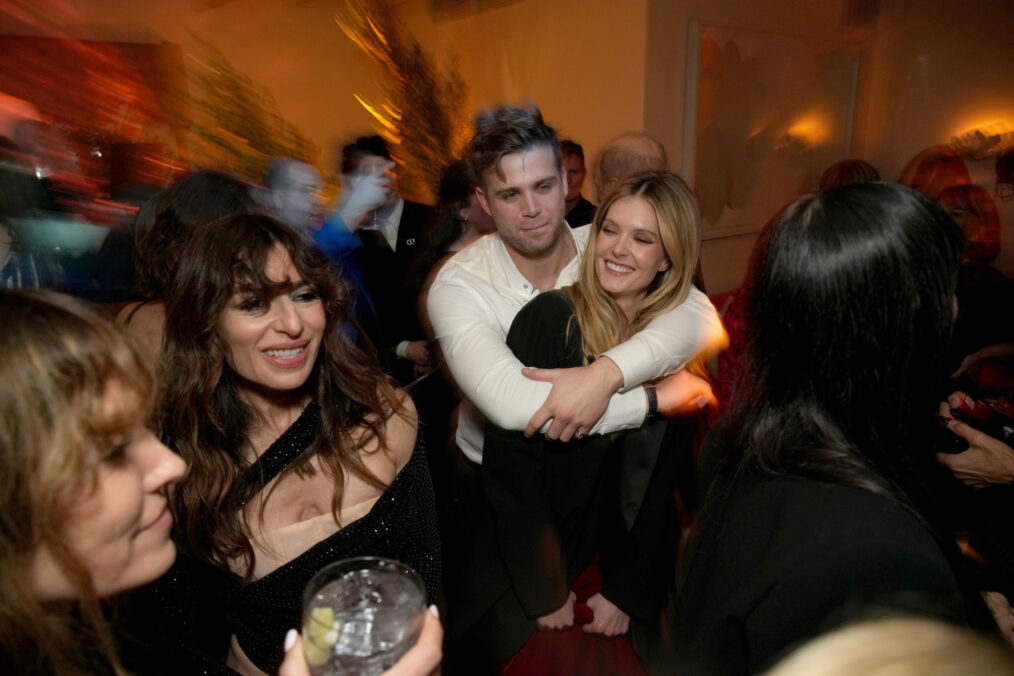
top-left (486, 221), bottom-right (584, 298)
top-left (375, 196), bottom-right (405, 250)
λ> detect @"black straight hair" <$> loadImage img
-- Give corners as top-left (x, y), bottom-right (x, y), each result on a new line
top-left (710, 182), bottom-right (963, 509)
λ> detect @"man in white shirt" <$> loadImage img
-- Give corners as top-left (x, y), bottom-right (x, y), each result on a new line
top-left (427, 106), bottom-right (723, 466)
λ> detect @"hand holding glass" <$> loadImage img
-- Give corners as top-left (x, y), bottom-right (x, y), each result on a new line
top-left (302, 557), bottom-right (426, 676)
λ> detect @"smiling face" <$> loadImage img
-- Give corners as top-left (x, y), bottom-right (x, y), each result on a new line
top-left (30, 383), bottom-right (186, 599)
top-left (594, 195), bottom-right (671, 320)
top-left (476, 144), bottom-right (568, 259)
top-left (218, 244), bottom-right (326, 406)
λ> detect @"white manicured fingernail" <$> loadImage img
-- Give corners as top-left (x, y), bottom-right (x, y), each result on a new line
top-left (428, 604), bottom-right (440, 619)
top-left (284, 628), bottom-right (298, 652)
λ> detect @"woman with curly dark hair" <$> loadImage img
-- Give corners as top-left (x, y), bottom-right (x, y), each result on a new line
top-left (117, 169), bottom-right (259, 360)
top-left (136, 213), bottom-right (440, 675)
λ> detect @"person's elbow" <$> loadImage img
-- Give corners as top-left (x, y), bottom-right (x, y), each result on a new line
top-left (481, 400), bottom-right (534, 431)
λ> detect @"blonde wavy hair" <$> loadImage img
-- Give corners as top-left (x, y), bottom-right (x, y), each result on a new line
top-left (766, 616), bottom-right (1014, 675)
top-left (0, 290), bottom-right (155, 675)
top-left (568, 171), bottom-right (701, 358)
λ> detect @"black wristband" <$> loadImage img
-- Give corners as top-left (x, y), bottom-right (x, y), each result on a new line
top-left (645, 385), bottom-right (658, 423)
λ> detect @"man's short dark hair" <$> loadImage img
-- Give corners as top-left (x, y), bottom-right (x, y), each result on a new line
top-left (560, 139), bottom-right (584, 166)
top-left (341, 135), bottom-right (392, 174)
top-left (466, 105), bottom-right (561, 183)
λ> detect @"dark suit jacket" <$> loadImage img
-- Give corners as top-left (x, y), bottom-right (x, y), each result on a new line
top-left (566, 195), bottom-right (596, 227)
top-left (355, 199), bottom-right (433, 382)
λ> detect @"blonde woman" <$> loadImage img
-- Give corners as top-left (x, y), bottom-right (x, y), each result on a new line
top-left (0, 290), bottom-right (185, 674)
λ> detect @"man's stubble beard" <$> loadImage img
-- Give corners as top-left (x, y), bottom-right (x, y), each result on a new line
top-left (499, 219), bottom-right (566, 259)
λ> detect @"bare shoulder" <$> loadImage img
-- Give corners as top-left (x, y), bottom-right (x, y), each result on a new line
top-left (117, 301), bottom-right (165, 363)
top-left (353, 388), bottom-right (418, 478)
top-left (383, 389), bottom-right (418, 472)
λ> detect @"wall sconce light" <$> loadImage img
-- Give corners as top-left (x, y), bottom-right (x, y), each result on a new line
top-left (951, 122), bottom-right (1012, 160)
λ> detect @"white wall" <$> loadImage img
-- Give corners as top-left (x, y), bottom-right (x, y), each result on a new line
top-left (644, 0), bottom-right (1014, 292)
top-left (401, 0), bottom-right (649, 200)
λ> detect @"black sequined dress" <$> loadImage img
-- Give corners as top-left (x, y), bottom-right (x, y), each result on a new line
top-left (127, 402), bottom-right (441, 675)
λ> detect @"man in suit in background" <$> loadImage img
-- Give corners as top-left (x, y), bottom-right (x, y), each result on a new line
top-left (561, 139), bottom-right (596, 227)
top-left (339, 135), bottom-right (435, 384)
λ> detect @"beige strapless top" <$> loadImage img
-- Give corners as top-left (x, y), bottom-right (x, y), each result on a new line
top-left (226, 496), bottom-right (381, 676)
top-left (248, 497), bottom-right (379, 579)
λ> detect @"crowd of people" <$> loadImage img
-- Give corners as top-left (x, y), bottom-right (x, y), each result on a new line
top-left (3, 102), bottom-right (1014, 676)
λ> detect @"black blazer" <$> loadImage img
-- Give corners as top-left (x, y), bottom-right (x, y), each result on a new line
top-left (354, 199), bottom-right (434, 382)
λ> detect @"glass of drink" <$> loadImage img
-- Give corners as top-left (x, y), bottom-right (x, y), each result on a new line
top-left (356, 159), bottom-right (393, 231)
top-left (302, 556), bottom-right (426, 676)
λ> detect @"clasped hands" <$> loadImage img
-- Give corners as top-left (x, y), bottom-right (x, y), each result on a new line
top-left (522, 357), bottom-right (715, 442)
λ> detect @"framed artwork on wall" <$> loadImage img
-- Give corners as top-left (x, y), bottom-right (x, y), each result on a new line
top-left (682, 21), bottom-right (862, 238)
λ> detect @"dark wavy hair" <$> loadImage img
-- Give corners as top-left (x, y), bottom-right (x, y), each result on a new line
top-left (711, 182), bottom-right (963, 509)
top-left (159, 214), bottom-right (400, 578)
top-left (466, 104), bottom-right (561, 184)
top-left (134, 169), bottom-right (259, 299)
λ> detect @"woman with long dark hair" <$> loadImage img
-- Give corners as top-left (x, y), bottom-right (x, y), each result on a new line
top-left (672, 182), bottom-right (995, 673)
top-left (140, 214), bottom-right (440, 675)
top-left (118, 169), bottom-right (259, 360)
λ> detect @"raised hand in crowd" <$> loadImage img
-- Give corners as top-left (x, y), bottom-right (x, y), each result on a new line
top-left (335, 160), bottom-right (394, 230)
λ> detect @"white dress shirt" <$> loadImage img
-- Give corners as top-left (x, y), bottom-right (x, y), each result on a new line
top-left (373, 196), bottom-right (404, 251)
top-left (427, 223), bottom-right (724, 464)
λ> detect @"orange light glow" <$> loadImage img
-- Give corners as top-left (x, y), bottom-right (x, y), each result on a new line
top-left (786, 115), bottom-right (830, 147)
top-left (949, 116), bottom-right (1013, 141)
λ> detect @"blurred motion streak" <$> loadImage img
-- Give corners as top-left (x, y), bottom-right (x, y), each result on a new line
top-left (339, 0), bottom-right (470, 203)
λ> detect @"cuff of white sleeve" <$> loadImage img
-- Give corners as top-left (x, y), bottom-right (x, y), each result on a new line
top-left (600, 341), bottom-right (647, 393)
top-left (589, 386), bottom-right (648, 434)
top-left (396, 340), bottom-right (411, 359)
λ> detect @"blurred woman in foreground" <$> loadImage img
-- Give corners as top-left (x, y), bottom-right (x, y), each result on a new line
top-left (0, 290), bottom-right (185, 674)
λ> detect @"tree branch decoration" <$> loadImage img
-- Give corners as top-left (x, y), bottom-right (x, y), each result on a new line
top-left (188, 36), bottom-right (319, 181)
top-left (339, 0), bottom-right (469, 203)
